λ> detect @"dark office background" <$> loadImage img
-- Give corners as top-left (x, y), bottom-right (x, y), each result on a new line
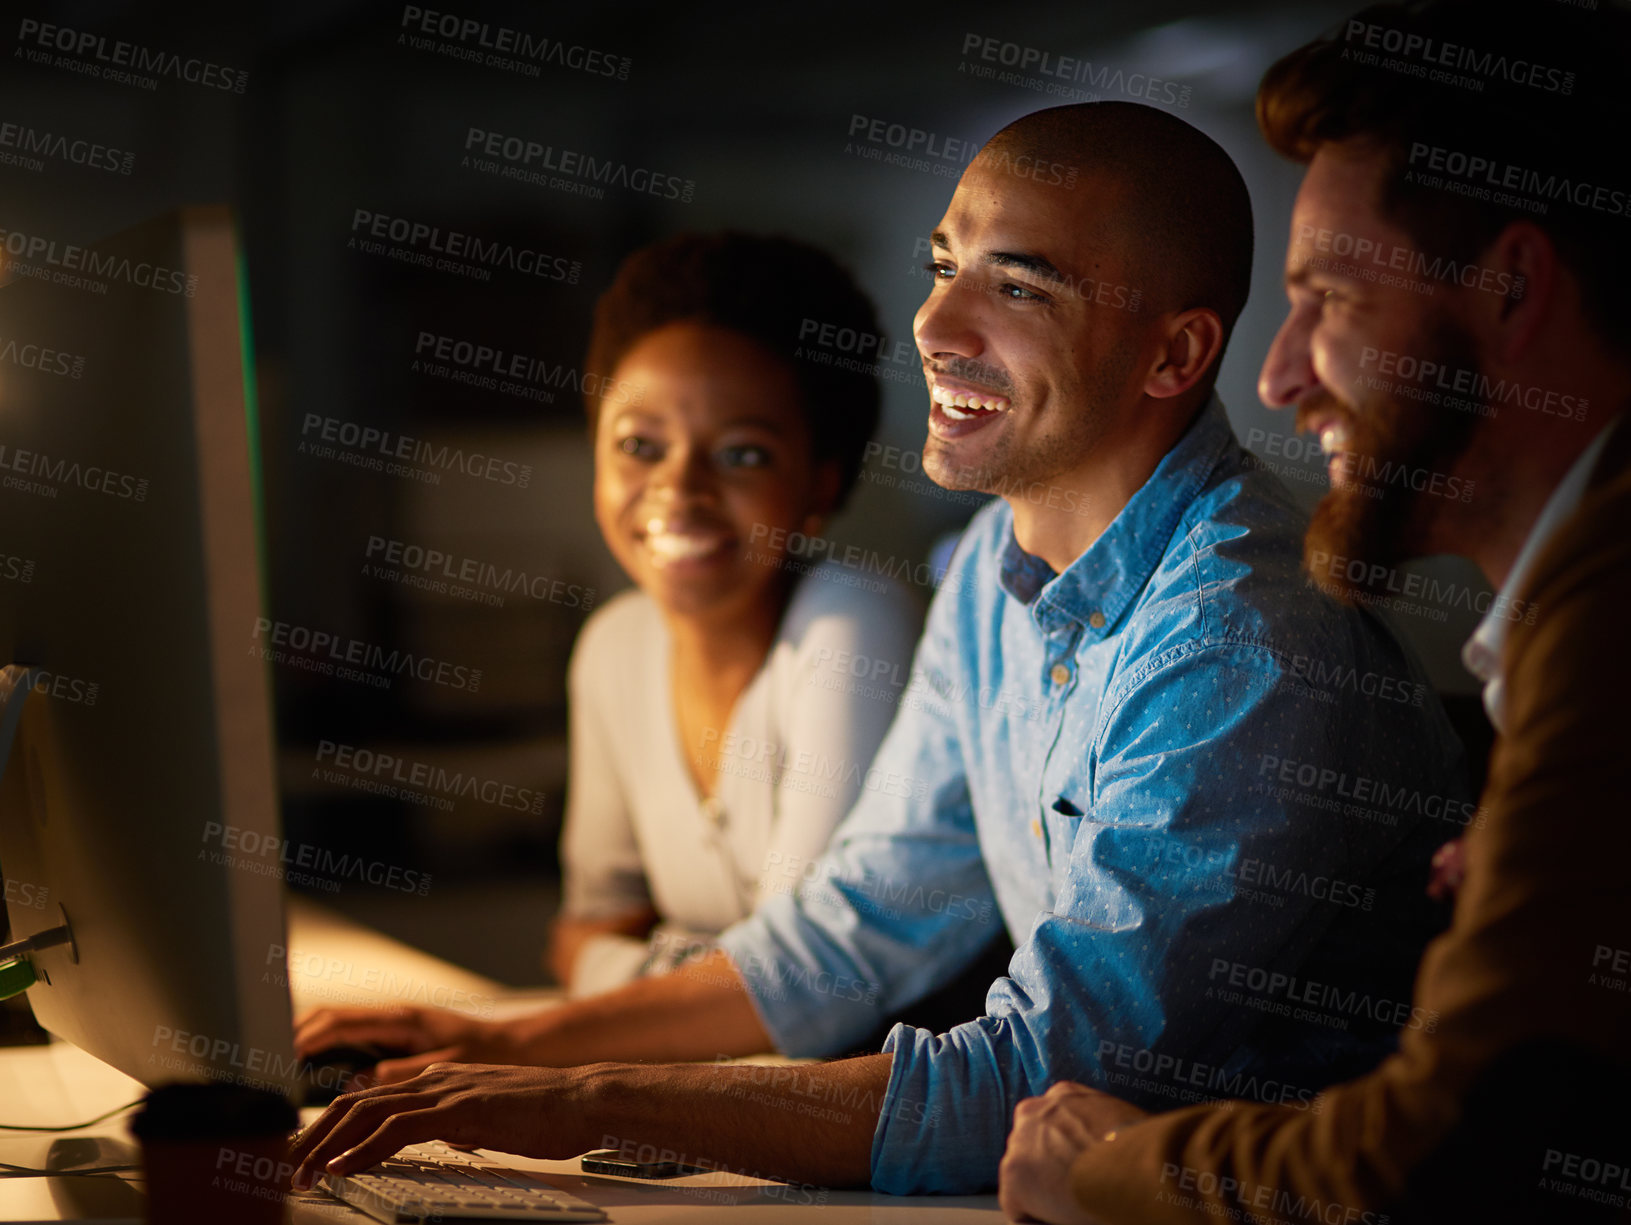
top-left (0, 0), bottom-right (1499, 985)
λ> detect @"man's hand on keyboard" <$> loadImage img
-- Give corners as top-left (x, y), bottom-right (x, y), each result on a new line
top-left (295, 1005), bottom-right (523, 1085)
top-left (289, 1062), bottom-right (591, 1191)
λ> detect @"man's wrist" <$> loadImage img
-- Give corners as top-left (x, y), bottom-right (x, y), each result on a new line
top-left (504, 1007), bottom-right (570, 1063)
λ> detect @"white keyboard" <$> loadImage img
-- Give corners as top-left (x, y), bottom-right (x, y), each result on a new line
top-left (317, 1141), bottom-right (606, 1222)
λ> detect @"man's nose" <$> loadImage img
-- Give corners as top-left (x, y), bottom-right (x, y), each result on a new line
top-left (1259, 306), bottom-right (1319, 411)
top-left (914, 278), bottom-right (985, 365)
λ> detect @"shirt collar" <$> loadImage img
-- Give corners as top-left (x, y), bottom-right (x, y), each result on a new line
top-left (1461, 412), bottom-right (1624, 731)
top-left (998, 395), bottom-right (1234, 638)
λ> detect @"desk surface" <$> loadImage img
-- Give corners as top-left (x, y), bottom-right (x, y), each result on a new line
top-left (0, 898), bottom-right (1004, 1222)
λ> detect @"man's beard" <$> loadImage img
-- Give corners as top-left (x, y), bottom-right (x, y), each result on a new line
top-left (1302, 321), bottom-right (1482, 604)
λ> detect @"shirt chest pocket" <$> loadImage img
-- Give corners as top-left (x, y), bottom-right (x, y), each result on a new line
top-left (1041, 795), bottom-right (1086, 891)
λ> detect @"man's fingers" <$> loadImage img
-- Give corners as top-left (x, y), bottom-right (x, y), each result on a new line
top-left (997, 1169), bottom-right (1034, 1222)
top-left (374, 1047), bottom-right (461, 1085)
top-left (294, 1010), bottom-right (424, 1058)
top-left (326, 1108), bottom-right (447, 1177)
top-left (291, 1087), bottom-right (432, 1189)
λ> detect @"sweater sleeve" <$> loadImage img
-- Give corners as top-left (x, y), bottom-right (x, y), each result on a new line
top-left (1069, 478), bottom-right (1631, 1224)
top-left (558, 602), bottom-right (651, 924)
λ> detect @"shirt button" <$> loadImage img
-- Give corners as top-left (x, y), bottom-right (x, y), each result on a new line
top-left (1030, 817), bottom-right (1043, 840)
top-left (1088, 611), bottom-right (1106, 629)
top-left (1050, 663), bottom-right (1071, 686)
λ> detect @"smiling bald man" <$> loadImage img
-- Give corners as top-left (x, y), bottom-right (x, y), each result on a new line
top-left (292, 102), bottom-right (1469, 1197)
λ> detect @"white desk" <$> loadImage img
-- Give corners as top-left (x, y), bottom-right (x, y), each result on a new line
top-left (0, 900), bottom-right (1004, 1223)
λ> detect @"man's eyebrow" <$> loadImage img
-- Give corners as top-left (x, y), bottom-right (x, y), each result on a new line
top-left (985, 250), bottom-right (1068, 284)
top-left (931, 232), bottom-right (1071, 285)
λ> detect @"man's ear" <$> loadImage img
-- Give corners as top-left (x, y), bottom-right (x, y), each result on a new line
top-left (1479, 221), bottom-right (1557, 363)
top-left (1145, 307), bottom-right (1225, 400)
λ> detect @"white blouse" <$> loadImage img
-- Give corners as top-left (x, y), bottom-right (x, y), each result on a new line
top-left (558, 561), bottom-right (922, 996)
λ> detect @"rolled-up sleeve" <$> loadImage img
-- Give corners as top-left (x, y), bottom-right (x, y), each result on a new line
top-left (716, 570), bottom-right (1001, 1059)
top-left (871, 643), bottom-right (1383, 1194)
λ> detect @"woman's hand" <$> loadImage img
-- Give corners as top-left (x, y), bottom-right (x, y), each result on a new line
top-left (294, 1005), bottom-right (524, 1086)
top-left (288, 1063), bottom-right (596, 1190)
top-left (999, 1082), bottom-right (1149, 1223)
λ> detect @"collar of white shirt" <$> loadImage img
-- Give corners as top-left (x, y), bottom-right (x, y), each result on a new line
top-left (1461, 414), bottom-right (1624, 732)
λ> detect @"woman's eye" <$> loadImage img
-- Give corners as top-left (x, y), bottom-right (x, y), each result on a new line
top-left (617, 435), bottom-right (660, 460)
top-left (719, 444), bottom-right (771, 469)
top-left (923, 260), bottom-right (954, 280)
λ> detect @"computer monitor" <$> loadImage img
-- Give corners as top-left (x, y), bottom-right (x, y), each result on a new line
top-left (0, 206), bottom-right (299, 1098)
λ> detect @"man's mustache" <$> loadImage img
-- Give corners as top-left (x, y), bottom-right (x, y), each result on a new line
top-left (925, 356), bottom-right (1013, 393)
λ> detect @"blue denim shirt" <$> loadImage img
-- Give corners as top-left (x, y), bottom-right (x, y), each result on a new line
top-left (716, 397), bottom-right (1470, 1194)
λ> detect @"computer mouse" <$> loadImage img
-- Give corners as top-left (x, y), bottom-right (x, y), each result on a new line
top-left (298, 1043), bottom-right (412, 1107)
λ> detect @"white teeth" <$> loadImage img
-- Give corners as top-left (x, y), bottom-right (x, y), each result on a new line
top-left (931, 383), bottom-right (1010, 414)
top-left (646, 533), bottom-right (724, 564)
